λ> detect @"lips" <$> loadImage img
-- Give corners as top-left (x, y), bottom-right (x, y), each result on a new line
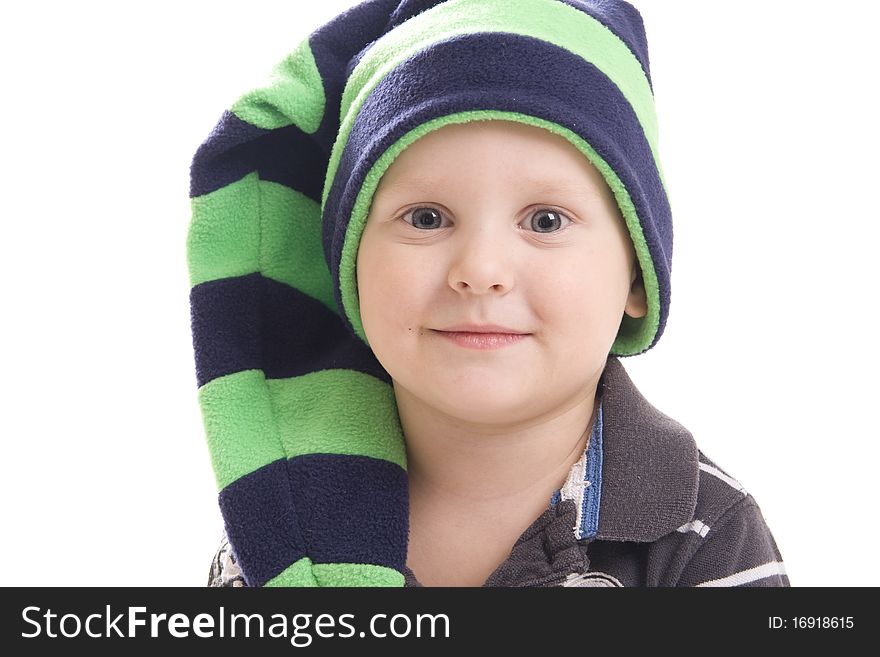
top-left (431, 327), bottom-right (531, 350)
top-left (435, 323), bottom-right (529, 335)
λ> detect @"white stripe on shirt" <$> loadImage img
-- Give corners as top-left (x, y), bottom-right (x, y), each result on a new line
top-left (695, 561), bottom-right (787, 587)
top-left (699, 462), bottom-right (747, 495)
top-left (676, 519), bottom-right (710, 538)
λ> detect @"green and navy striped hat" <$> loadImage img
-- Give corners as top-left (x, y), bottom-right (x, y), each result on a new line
top-left (187, 0), bottom-right (672, 587)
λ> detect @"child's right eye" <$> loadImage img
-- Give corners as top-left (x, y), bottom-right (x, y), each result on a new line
top-left (403, 206), bottom-right (446, 230)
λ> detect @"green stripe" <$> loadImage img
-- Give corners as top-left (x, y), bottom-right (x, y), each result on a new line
top-left (188, 174), bottom-right (260, 287)
top-left (264, 560), bottom-right (404, 587)
top-left (199, 369), bottom-right (285, 491)
top-left (312, 563), bottom-right (404, 587)
top-left (258, 180), bottom-right (336, 312)
top-left (200, 368), bottom-right (407, 491)
top-left (265, 557), bottom-right (319, 586)
top-left (230, 38), bottom-right (325, 132)
top-left (266, 370), bottom-right (407, 468)
top-left (339, 110), bottom-right (660, 356)
top-left (188, 174), bottom-right (336, 314)
top-left (324, 0), bottom-right (662, 212)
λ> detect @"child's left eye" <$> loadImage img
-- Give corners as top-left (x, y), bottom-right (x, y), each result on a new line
top-left (524, 209), bottom-right (571, 233)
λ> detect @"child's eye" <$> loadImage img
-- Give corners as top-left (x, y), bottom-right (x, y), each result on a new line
top-left (523, 208), bottom-right (571, 233)
top-left (404, 206), bottom-right (446, 230)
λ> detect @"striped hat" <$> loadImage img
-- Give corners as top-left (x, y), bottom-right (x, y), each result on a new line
top-left (187, 0), bottom-right (672, 587)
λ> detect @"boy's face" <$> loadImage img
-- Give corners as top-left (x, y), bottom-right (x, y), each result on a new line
top-left (357, 120), bottom-right (646, 426)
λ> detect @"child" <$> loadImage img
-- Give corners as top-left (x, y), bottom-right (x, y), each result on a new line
top-left (189, 0), bottom-right (788, 587)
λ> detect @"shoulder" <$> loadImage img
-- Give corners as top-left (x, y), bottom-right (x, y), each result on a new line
top-left (652, 451), bottom-right (790, 587)
top-left (691, 450), bottom-right (751, 528)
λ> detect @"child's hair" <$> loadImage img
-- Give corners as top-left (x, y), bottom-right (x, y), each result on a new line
top-left (187, 0), bottom-right (673, 587)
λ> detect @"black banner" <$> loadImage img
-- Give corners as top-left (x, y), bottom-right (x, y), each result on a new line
top-left (1, 587), bottom-right (868, 652)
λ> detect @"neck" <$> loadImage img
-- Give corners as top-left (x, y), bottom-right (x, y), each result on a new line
top-left (396, 376), bottom-right (601, 509)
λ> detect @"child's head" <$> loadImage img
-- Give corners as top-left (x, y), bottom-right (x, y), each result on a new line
top-left (357, 119), bottom-right (646, 423)
top-left (325, 0), bottom-right (671, 367)
top-left (187, 0), bottom-right (673, 588)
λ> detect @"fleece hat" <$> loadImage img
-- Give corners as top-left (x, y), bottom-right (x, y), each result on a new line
top-left (187, 0), bottom-right (673, 587)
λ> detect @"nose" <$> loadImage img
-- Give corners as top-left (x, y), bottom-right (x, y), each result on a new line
top-left (447, 226), bottom-right (515, 296)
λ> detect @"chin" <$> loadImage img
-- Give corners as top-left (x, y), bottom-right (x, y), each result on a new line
top-left (431, 387), bottom-right (529, 425)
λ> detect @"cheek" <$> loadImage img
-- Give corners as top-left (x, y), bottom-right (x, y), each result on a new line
top-left (532, 250), bottom-right (624, 338)
top-left (358, 242), bottom-right (431, 339)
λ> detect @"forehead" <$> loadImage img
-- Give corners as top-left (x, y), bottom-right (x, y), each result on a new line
top-left (377, 120), bottom-right (609, 198)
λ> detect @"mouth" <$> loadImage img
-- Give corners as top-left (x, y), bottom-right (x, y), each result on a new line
top-left (430, 329), bottom-right (531, 350)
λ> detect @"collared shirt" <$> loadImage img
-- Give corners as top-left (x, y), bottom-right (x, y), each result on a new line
top-left (208, 356), bottom-right (789, 587)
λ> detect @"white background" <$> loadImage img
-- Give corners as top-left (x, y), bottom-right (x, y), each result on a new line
top-left (1, 0), bottom-right (877, 587)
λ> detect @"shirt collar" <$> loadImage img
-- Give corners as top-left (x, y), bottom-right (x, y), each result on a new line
top-left (551, 355), bottom-right (700, 543)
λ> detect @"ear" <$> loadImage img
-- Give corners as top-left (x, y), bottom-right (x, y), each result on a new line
top-left (624, 262), bottom-right (648, 319)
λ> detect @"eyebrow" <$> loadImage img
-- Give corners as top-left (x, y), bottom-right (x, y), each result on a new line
top-left (381, 176), bottom-right (448, 192)
top-left (529, 179), bottom-right (604, 201)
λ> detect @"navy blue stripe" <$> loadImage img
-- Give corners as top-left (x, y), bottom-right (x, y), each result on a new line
top-left (218, 458), bottom-right (306, 587)
top-left (189, 110), bottom-right (328, 200)
top-left (219, 454), bottom-right (409, 586)
top-left (323, 31), bottom-right (671, 348)
top-left (190, 273), bottom-right (261, 387)
top-left (288, 454), bottom-right (409, 571)
top-left (381, 0), bottom-right (653, 90)
top-left (580, 400), bottom-right (604, 540)
top-left (310, 0), bottom-right (400, 133)
top-left (190, 273), bottom-right (391, 387)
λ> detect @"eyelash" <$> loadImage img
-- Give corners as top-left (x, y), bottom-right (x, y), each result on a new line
top-left (400, 205), bottom-right (574, 234)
